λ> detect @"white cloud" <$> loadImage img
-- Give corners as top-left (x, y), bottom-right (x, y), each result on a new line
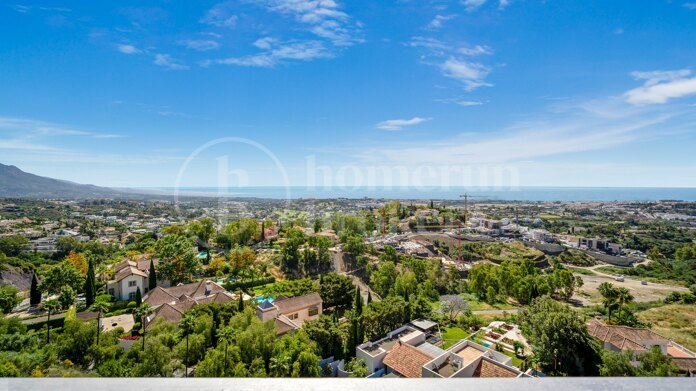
top-left (436, 98), bottom-right (484, 107)
top-left (439, 58), bottom-right (492, 91)
top-left (498, 0), bottom-right (511, 9)
top-left (462, 0), bottom-right (488, 12)
top-left (427, 15), bottom-right (456, 29)
top-left (459, 44), bottom-right (493, 56)
top-left (178, 39), bottom-right (220, 51)
top-left (624, 69), bottom-right (696, 105)
top-left (376, 117), bottom-right (431, 131)
top-left (200, 1), bottom-right (361, 68)
top-left (204, 40), bottom-right (332, 68)
top-left (683, 3), bottom-right (696, 10)
top-left (408, 37), bottom-right (494, 90)
top-left (154, 54), bottom-right (189, 70)
top-left (200, 3), bottom-right (238, 27)
top-left (360, 114), bottom-right (669, 167)
top-left (117, 44), bottom-right (141, 54)
top-left (0, 117), bottom-right (123, 139)
top-left (250, 0), bottom-right (360, 46)
top-left (254, 37), bottom-right (277, 49)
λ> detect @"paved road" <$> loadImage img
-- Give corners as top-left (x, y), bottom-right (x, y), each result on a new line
top-left (20, 312), bottom-right (66, 325)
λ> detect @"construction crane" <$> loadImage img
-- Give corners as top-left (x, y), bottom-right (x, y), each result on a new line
top-left (456, 193), bottom-right (487, 262)
top-left (458, 193), bottom-right (486, 225)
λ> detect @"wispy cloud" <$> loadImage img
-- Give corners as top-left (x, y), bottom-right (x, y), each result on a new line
top-left (459, 45), bottom-right (493, 56)
top-left (202, 39), bottom-right (331, 68)
top-left (361, 115), bottom-right (671, 166)
top-left (439, 58), bottom-right (492, 91)
top-left (7, 4), bottom-right (71, 13)
top-left (154, 54), bottom-right (189, 70)
top-left (200, 2), bottom-right (238, 27)
top-left (117, 44), bottom-right (141, 54)
top-left (427, 14), bottom-right (456, 29)
top-left (178, 39), bottom-right (220, 51)
top-left (462, 0), bottom-right (488, 12)
top-left (249, 0), bottom-right (361, 46)
top-left (436, 98), bottom-right (484, 107)
top-left (683, 3), bottom-right (696, 10)
top-left (408, 37), bottom-right (494, 91)
top-left (0, 117), bottom-right (123, 139)
top-left (624, 69), bottom-right (696, 105)
top-left (376, 117), bottom-right (431, 131)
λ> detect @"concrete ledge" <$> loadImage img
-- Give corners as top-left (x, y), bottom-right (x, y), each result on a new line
top-left (2, 377), bottom-right (693, 391)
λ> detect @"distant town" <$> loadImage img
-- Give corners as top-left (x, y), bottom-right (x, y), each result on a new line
top-left (0, 196), bottom-right (694, 378)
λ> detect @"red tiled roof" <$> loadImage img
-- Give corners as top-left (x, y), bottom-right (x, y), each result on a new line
top-left (382, 341), bottom-right (433, 378)
top-left (587, 319), bottom-right (663, 353)
top-left (472, 358), bottom-right (519, 378)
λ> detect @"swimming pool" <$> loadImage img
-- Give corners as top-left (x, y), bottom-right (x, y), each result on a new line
top-left (256, 295), bottom-right (274, 303)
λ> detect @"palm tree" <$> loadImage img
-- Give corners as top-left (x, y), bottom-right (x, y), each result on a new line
top-left (598, 282), bottom-right (618, 321)
top-left (615, 287), bottom-right (634, 322)
top-left (42, 299), bottom-right (61, 344)
top-left (180, 314), bottom-right (196, 378)
top-left (134, 303), bottom-right (153, 350)
top-left (217, 326), bottom-right (235, 376)
top-left (89, 300), bottom-right (111, 346)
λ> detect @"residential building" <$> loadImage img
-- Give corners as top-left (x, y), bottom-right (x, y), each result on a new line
top-left (578, 238), bottom-right (621, 255)
top-left (588, 319), bottom-right (696, 375)
top-left (256, 293), bottom-right (322, 335)
top-left (356, 325), bottom-right (445, 377)
top-left (143, 280), bottom-right (236, 329)
top-left (422, 340), bottom-right (531, 378)
top-left (106, 259), bottom-right (158, 301)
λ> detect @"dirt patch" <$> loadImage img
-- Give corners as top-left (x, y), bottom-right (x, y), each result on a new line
top-left (573, 272), bottom-right (688, 305)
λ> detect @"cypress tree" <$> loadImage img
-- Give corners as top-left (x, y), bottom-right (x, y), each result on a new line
top-left (367, 291), bottom-right (372, 304)
top-left (260, 221), bottom-right (265, 242)
top-left (135, 287), bottom-right (142, 306)
top-left (85, 260), bottom-right (96, 307)
top-left (353, 287), bottom-right (363, 315)
top-left (148, 259), bottom-right (157, 290)
top-left (238, 293), bottom-right (244, 312)
top-left (30, 273), bottom-right (41, 307)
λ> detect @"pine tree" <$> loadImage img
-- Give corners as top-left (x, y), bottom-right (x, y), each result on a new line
top-left (30, 273), bottom-right (41, 307)
top-left (84, 260), bottom-right (96, 307)
top-left (135, 287), bottom-right (142, 306)
top-left (148, 259), bottom-right (157, 290)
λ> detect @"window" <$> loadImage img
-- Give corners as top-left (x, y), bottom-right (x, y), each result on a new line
top-left (129, 292), bottom-right (136, 300)
top-left (289, 313), bottom-right (298, 320)
top-left (128, 281), bottom-right (137, 287)
top-left (308, 306), bottom-right (319, 317)
top-left (108, 288), bottom-right (114, 296)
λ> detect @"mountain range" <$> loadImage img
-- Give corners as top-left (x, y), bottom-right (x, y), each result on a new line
top-left (0, 163), bottom-right (123, 198)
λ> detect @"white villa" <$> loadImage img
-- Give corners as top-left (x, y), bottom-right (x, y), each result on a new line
top-left (106, 259), bottom-right (157, 301)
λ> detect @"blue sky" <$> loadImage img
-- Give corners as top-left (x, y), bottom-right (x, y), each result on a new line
top-left (1, 0), bottom-right (696, 188)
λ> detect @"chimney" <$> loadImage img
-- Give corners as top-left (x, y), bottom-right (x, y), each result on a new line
top-left (205, 282), bottom-right (212, 296)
